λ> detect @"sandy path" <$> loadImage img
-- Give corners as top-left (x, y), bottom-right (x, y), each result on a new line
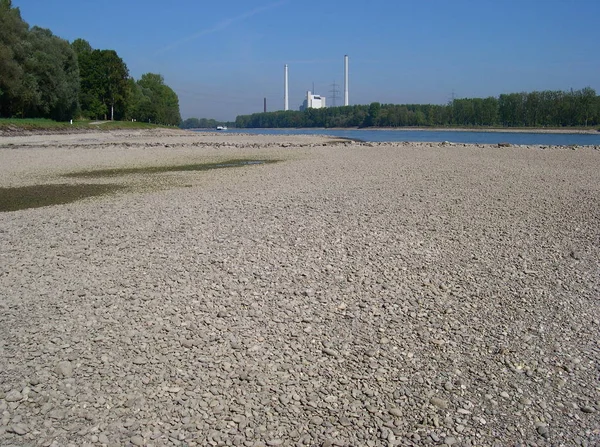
top-left (0, 130), bottom-right (599, 446)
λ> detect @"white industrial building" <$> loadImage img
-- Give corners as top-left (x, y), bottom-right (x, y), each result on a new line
top-left (283, 55), bottom-right (348, 111)
top-left (299, 91), bottom-right (326, 111)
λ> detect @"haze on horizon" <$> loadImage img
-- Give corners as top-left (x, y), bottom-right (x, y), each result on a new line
top-left (13, 0), bottom-right (600, 122)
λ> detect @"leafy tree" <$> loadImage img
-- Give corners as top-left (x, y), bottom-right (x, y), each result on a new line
top-left (24, 26), bottom-right (79, 120)
top-left (0, 3), bottom-right (79, 119)
top-left (132, 73), bottom-right (181, 125)
top-left (71, 38), bottom-right (92, 55)
top-left (0, 0), bottom-right (28, 116)
top-left (363, 102), bottom-right (381, 127)
top-left (73, 43), bottom-right (129, 120)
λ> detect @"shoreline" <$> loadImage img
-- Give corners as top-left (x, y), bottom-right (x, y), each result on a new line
top-left (233, 126), bottom-right (600, 135)
top-left (2, 125), bottom-right (598, 138)
top-left (364, 126), bottom-right (600, 134)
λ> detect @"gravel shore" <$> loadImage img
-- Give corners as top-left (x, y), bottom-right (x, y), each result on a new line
top-left (1, 130), bottom-right (599, 447)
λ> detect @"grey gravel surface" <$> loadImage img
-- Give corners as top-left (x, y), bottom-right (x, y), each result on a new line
top-left (1, 130), bottom-right (599, 447)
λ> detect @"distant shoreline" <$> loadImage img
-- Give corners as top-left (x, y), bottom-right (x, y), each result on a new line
top-left (229, 126), bottom-right (600, 135)
top-left (362, 127), bottom-right (600, 134)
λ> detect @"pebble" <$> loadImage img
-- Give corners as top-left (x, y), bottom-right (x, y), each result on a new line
top-left (9, 424), bottom-right (29, 435)
top-left (322, 348), bottom-right (339, 358)
top-left (266, 440), bottom-right (283, 446)
top-left (389, 408), bottom-right (402, 417)
top-left (132, 357), bottom-right (147, 365)
top-left (130, 435), bottom-right (144, 445)
top-left (581, 406), bottom-right (596, 413)
top-left (430, 397), bottom-right (449, 409)
top-left (56, 361), bottom-right (73, 378)
top-left (4, 390), bottom-right (22, 402)
top-left (537, 425), bottom-right (549, 438)
top-left (444, 436), bottom-right (457, 445)
top-left (310, 416), bottom-right (324, 425)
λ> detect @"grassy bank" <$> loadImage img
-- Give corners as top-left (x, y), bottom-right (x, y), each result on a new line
top-left (0, 118), bottom-right (171, 133)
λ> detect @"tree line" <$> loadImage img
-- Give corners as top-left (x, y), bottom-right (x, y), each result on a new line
top-left (235, 88), bottom-right (600, 129)
top-left (0, 0), bottom-right (181, 125)
top-left (180, 117), bottom-right (234, 129)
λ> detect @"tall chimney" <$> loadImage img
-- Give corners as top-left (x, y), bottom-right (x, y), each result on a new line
top-left (284, 64), bottom-right (289, 111)
top-left (264, 97), bottom-right (267, 113)
top-left (344, 55), bottom-right (349, 106)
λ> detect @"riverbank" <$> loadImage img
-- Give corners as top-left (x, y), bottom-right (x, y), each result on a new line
top-left (364, 126), bottom-right (600, 134)
top-left (230, 126), bottom-right (600, 135)
top-left (1, 130), bottom-right (598, 446)
top-left (0, 118), bottom-right (172, 137)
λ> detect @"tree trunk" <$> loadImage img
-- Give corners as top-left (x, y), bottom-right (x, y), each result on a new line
top-left (111, 103), bottom-right (114, 121)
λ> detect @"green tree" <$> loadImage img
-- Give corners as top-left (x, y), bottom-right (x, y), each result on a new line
top-left (74, 43), bottom-right (129, 120)
top-left (25, 26), bottom-right (79, 120)
top-left (0, 0), bottom-right (28, 116)
top-left (364, 102), bottom-right (381, 127)
top-left (133, 73), bottom-right (181, 125)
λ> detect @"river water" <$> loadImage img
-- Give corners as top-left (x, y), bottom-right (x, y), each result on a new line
top-left (194, 128), bottom-right (600, 146)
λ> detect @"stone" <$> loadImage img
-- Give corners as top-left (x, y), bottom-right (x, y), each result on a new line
top-left (389, 408), bottom-right (402, 418)
top-left (581, 405), bottom-right (596, 413)
top-left (430, 397), bottom-right (449, 409)
top-left (5, 390), bottom-right (22, 402)
top-left (537, 425), bottom-right (549, 438)
top-left (9, 424), bottom-right (29, 435)
top-left (130, 435), bottom-right (144, 445)
top-left (132, 357), bottom-right (147, 365)
top-left (322, 348), bottom-right (339, 358)
top-left (56, 361), bottom-right (73, 378)
top-left (444, 436), bottom-right (457, 446)
top-left (339, 416), bottom-right (352, 427)
top-left (310, 416), bottom-right (324, 425)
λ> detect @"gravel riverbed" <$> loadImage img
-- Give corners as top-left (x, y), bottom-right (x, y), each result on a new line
top-left (0, 130), bottom-right (599, 447)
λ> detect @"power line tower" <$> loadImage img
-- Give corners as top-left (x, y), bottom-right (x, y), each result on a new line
top-left (329, 81), bottom-right (341, 107)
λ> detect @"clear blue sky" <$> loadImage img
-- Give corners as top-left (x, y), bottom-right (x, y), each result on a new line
top-left (13, 0), bottom-right (600, 121)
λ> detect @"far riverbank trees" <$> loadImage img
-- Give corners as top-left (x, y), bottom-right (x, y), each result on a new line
top-left (235, 88), bottom-right (600, 129)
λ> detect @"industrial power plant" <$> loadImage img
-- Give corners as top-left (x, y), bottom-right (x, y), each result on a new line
top-left (283, 55), bottom-right (349, 111)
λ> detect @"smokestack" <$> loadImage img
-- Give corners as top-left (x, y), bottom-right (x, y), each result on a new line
top-left (264, 97), bottom-right (267, 113)
top-left (284, 64), bottom-right (289, 111)
top-left (344, 55), bottom-right (349, 106)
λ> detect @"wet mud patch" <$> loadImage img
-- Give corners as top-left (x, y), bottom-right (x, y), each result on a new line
top-left (64, 159), bottom-right (279, 178)
top-left (0, 183), bottom-right (123, 212)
